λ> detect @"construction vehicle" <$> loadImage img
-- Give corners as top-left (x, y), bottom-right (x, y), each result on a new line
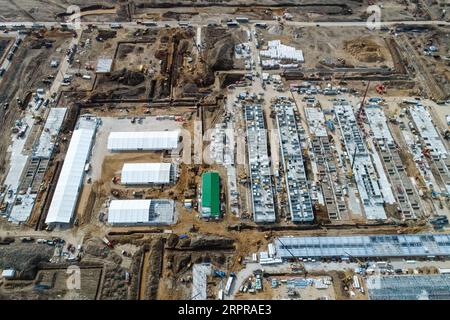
top-left (343, 251), bottom-right (368, 269)
top-left (376, 83), bottom-right (386, 94)
top-left (356, 81), bottom-right (370, 123)
top-left (431, 191), bottom-right (450, 199)
top-left (347, 146), bottom-right (358, 180)
top-left (422, 147), bottom-right (431, 159)
top-left (102, 237), bottom-right (113, 248)
top-left (214, 270), bottom-right (226, 278)
top-left (443, 130), bottom-right (450, 140)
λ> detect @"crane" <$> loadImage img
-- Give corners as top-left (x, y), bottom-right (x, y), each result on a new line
top-left (276, 238), bottom-right (306, 274)
top-left (356, 80), bottom-right (370, 123)
top-left (347, 145), bottom-right (359, 180)
top-left (343, 251), bottom-right (368, 269)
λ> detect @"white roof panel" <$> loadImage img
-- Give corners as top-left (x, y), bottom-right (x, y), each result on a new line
top-left (45, 124), bottom-right (96, 224)
top-left (109, 199), bottom-right (151, 224)
top-left (108, 199), bottom-right (175, 225)
top-left (121, 163), bottom-right (173, 184)
top-left (107, 131), bottom-right (180, 151)
top-left (96, 58), bottom-right (113, 73)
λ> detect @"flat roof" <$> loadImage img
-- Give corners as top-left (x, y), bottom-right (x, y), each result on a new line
top-left (244, 104), bottom-right (276, 223)
top-left (368, 275), bottom-right (450, 300)
top-left (96, 57), bottom-right (113, 73)
top-left (33, 108), bottom-right (67, 159)
top-left (201, 172), bottom-right (220, 217)
top-left (107, 131), bottom-right (180, 151)
top-left (275, 234), bottom-right (450, 259)
top-left (121, 163), bottom-right (175, 185)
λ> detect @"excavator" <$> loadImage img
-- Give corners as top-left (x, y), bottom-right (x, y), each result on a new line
top-left (422, 147), bottom-right (431, 159)
top-left (375, 83), bottom-right (386, 94)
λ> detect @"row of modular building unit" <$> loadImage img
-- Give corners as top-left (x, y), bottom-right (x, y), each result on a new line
top-left (8, 107), bottom-right (67, 223)
top-left (274, 234), bottom-right (450, 260)
top-left (273, 98), bottom-right (314, 222)
top-left (333, 100), bottom-right (387, 220)
top-left (244, 104), bottom-right (276, 223)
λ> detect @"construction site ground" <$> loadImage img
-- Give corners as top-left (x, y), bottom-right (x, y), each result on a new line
top-left (0, 0), bottom-right (450, 302)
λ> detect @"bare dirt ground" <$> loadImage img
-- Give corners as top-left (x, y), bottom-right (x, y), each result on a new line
top-left (0, 0), bottom-right (448, 301)
top-left (258, 26), bottom-right (395, 69)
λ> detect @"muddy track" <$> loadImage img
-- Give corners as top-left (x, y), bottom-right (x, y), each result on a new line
top-left (35, 160), bottom-right (62, 230)
top-left (135, 2), bottom-right (352, 12)
top-left (138, 249), bottom-right (150, 299)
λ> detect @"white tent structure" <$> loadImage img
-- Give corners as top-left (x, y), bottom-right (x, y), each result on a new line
top-left (108, 199), bottom-right (175, 225)
top-left (107, 131), bottom-right (180, 151)
top-left (45, 126), bottom-right (96, 225)
top-left (121, 163), bottom-right (175, 185)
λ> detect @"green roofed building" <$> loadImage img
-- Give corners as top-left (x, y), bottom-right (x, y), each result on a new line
top-left (201, 172), bottom-right (220, 219)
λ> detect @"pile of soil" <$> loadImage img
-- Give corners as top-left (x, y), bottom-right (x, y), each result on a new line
top-left (109, 68), bottom-right (146, 86)
top-left (210, 41), bottom-right (234, 71)
top-left (145, 238), bottom-right (164, 300)
top-left (97, 29), bottom-right (117, 41)
top-left (168, 233), bottom-right (235, 250)
top-left (0, 243), bottom-right (54, 280)
top-left (162, 11), bottom-right (199, 20)
top-left (128, 245), bottom-right (148, 300)
top-left (83, 238), bottom-right (110, 258)
top-left (169, 251), bottom-right (227, 275)
top-left (190, 234), bottom-right (234, 249)
top-left (344, 38), bottom-right (386, 63)
top-left (0, 39), bottom-right (11, 58)
top-left (100, 264), bottom-right (128, 300)
top-left (220, 73), bottom-right (244, 88)
top-left (117, 44), bottom-right (135, 59)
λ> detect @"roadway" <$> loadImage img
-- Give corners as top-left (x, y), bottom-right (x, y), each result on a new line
top-left (0, 18), bottom-right (449, 32)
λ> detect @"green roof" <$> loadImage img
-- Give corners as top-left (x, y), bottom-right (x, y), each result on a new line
top-left (202, 172), bottom-right (220, 217)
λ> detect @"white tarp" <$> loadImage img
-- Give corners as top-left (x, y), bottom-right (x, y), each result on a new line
top-left (121, 163), bottom-right (173, 185)
top-left (45, 126), bottom-right (96, 224)
top-left (107, 131), bottom-right (180, 151)
top-left (108, 199), bottom-right (175, 225)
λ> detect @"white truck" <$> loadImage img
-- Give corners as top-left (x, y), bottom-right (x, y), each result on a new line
top-left (224, 273), bottom-right (236, 296)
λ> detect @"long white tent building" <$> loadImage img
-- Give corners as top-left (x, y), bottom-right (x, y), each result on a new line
top-left (45, 117), bottom-right (98, 226)
top-left (107, 130), bottom-right (180, 151)
top-left (121, 163), bottom-right (176, 185)
top-left (108, 199), bottom-right (175, 225)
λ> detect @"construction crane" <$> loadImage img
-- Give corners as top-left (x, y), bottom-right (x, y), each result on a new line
top-left (356, 80), bottom-right (370, 123)
top-left (347, 146), bottom-right (359, 179)
top-left (343, 251), bottom-right (368, 269)
top-left (276, 238), bottom-right (306, 274)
